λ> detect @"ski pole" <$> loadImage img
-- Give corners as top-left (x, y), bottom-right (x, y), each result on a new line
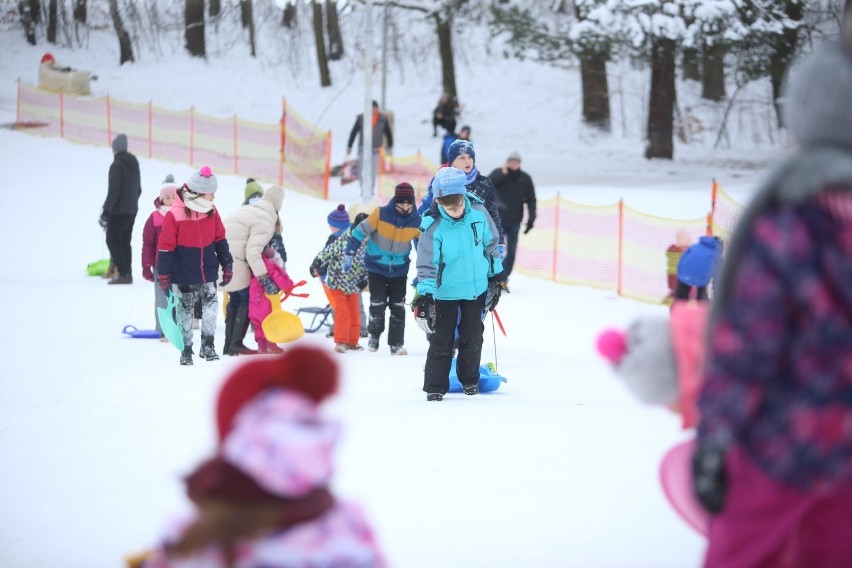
top-left (491, 312), bottom-right (499, 373)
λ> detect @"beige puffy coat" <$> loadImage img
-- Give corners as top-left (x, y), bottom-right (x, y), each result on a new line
top-left (221, 186), bottom-right (284, 292)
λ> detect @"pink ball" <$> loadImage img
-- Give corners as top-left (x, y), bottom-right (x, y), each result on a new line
top-left (596, 328), bottom-right (627, 365)
top-left (200, 165), bottom-right (212, 177)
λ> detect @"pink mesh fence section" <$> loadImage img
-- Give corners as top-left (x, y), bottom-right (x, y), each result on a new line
top-left (237, 118), bottom-right (282, 187)
top-left (109, 99), bottom-right (150, 157)
top-left (554, 200), bottom-right (619, 290)
top-left (63, 95), bottom-right (108, 146)
top-left (192, 113), bottom-right (237, 174)
top-left (377, 151), bottom-right (439, 204)
top-left (150, 106), bottom-right (192, 165)
top-left (16, 82), bottom-right (60, 136)
top-left (710, 182), bottom-right (745, 243)
top-left (282, 131), bottom-right (329, 199)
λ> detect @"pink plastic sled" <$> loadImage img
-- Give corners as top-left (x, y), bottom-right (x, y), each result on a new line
top-left (659, 438), bottom-right (710, 536)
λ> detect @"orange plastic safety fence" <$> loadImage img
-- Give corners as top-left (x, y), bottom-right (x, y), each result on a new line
top-left (16, 82), bottom-right (330, 198)
top-left (377, 150), bottom-right (439, 204)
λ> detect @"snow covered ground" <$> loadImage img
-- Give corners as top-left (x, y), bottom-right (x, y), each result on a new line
top-left (0, 9), bottom-right (788, 567)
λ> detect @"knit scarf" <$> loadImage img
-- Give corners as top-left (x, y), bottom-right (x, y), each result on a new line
top-left (465, 166), bottom-right (479, 185)
top-left (184, 194), bottom-right (214, 214)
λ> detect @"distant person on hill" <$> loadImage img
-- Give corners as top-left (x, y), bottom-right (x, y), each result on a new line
top-left (101, 133), bottom-right (141, 285)
top-left (693, 39), bottom-right (852, 568)
top-left (674, 236), bottom-right (724, 301)
top-left (135, 346), bottom-right (387, 568)
top-left (346, 100), bottom-right (393, 195)
top-left (440, 124), bottom-right (471, 165)
top-left (490, 151), bottom-right (537, 282)
top-left (157, 167), bottom-right (233, 366)
top-left (432, 93), bottom-right (459, 137)
top-left (141, 174), bottom-right (178, 341)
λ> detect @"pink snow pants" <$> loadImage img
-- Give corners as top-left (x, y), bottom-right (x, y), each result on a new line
top-left (704, 446), bottom-right (852, 568)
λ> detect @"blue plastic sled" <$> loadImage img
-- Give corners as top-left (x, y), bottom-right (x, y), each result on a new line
top-left (122, 325), bottom-right (161, 339)
top-left (448, 359), bottom-right (508, 393)
top-left (156, 293), bottom-right (185, 351)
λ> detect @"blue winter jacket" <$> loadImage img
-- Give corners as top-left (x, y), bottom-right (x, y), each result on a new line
top-left (345, 200), bottom-right (421, 278)
top-left (415, 195), bottom-right (503, 300)
top-left (677, 236), bottom-right (723, 286)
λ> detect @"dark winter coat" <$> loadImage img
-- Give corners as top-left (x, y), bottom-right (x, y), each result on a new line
top-left (103, 151), bottom-right (141, 216)
top-left (347, 111), bottom-right (393, 152)
top-left (676, 236), bottom-right (723, 287)
top-left (345, 201), bottom-right (420, 278)
top-left (157, 194), bottom-right (232, 285)
top-left (490, 168), bottom-right (537, 227)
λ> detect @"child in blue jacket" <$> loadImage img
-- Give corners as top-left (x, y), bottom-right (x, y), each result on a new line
top-left (413, 167), bottom-right (503, 401)
top-left (675, 236), bottom-right (723, 301)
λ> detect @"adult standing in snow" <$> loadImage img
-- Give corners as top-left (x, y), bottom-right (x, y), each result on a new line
top-left (345, 100), bottom-right (393, 195)
top-left (674, 236), bottom-right (723, 301)
top-left (220, 184), bottom-right (285, 356)
top-left (432, 93), bottom-right (459, 137)
top-left (693, 39), bottom-right (852, 567)
top-left (490, 151), bottom-right (537, 283)
top-left (101, 133), bottom-right (141, 284)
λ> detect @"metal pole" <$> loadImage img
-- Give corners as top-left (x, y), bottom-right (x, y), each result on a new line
top-left (361, 0), bottom-right (374, 203)
top-left (381, 1), bottom-right (389, 110)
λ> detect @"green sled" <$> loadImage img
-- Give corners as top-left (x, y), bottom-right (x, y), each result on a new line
top-left (156, 292), bottom-right (184, 351)
top-left (87, 258), bottom-right (110, 276)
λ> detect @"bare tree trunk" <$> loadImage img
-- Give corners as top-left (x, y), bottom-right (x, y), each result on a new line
top-left (282, 1), bottom-right (296, 28)
top-left (701, 41), bottom-right (726, 101)
top-left (47, 0), bottom-right (57, 43)
top-left (325, 0), bottom-right (344, 60)
top-left (579, 51), bottom-right (610, 131)
top-left (109, 0), bottom-right (134, 64)
top-left (29, 0), bottom-right (41, 23)
top-left (210, 0), bottom-right (220, 17)
top-left (17, 0), bottom-right (37, 45)
top-left (436, 16), bottom-right (458, 108)
top-left (185, 0), bottom-right (206, 58)
top-left (645, 37), bottom-right (676, 160)
top-left (241, 0), bottom-right (256, 56)
top-left (73, 0), bottom-right (86, 24)
top-left (768, 1), bottom-right (803, 127)
top-left (312, 1), bottom-right (331, 86)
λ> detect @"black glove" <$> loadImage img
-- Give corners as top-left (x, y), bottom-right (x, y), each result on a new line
top-left (99, 210), bottom-right (109, 229)
top-left (413, 294), bottom-right (436, 334)
top-left (523, 221), bottom-right (534, 235)
top-left (260, 275), bottom-right (280, 295)
top-left (309, 260), bottom-right (321, 278)
top-left (692, 441), bottom-right (727, 514)
top-left (484, 277), bottom-right (502, 311)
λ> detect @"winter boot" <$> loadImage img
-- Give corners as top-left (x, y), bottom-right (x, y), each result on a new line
top-left (265, 341), bottom-right (284, 354)
top-left (334, 343), bottom-right (349, 353)
top-left (390, 345), bottom-right (408, 356)
top-left (228, 305), bottom-right (258, 356)
top-left (426, 392), bottom-right (444, 401)
top-left (180, 346), bottom-right (194, 366)
top-left (368, 336), bottom-right (379, 352)
top-left (346, 343), bottom-right (364, 351)
top-left (463, 383), bottom-right (479, 396)
top-left (199, 334), bottom-right (219, 361)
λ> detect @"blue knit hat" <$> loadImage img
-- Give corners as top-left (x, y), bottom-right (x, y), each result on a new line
top-left (432, 167), bottom-right (467, 198)
top-left (327, 204), bottom-right (350, 229)
top-left (447, 139), bottom-right (475, 165)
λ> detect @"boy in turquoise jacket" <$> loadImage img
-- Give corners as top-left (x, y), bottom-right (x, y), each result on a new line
top-left (414, 167), bottom-right (503, 401)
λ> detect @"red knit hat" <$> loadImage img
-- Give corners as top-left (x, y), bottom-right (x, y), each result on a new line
top-left (215, 345), bottom-right (339, 442)
top-left (41, 53), bottom-right (55, 65)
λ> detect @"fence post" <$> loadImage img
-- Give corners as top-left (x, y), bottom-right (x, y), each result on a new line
top-left (189, 106), bottom-right (195, 166)
top-left (551, 192), bottom-right (561, 282)
top-left (148, 101), bottom-right (153, 158)
top-left (617, 199), bottom-right (624, 297)
top-left (323, 130), bottom-right (332, 200)
top-left (16, 79), bottom-right (20, 126)
top-left (106, 94), bottom-right (111, 144)
top-left (707, 178), bottom-right (718, 235)
top-left (233, 114), bottom-right (238, 175)
top-left (60, 90), bottom-right (65, 139)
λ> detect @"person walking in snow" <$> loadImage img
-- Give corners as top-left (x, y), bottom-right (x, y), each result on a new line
top-left (693, 39), bottom-right (852, 568)
top-left (312, 213), bottom-right (370, 353)
top-left (414, 167), bottom-right (503, 401)
top-left (674, 236), bottom-right (724, 301)
top-left (220, 184), bottom-right (285, 356)
top-left (157, 167), bottom-right (233, 365)
top-left (343, 183), bottom-right (420, 355)
top-left (101, 133), bottom-right (141, 285)
top-left (345, 100), bottom-right (393, 195)
top-left (432, 92), bottom-right (459, 137)
top-left (490, 151), bottom-right (537, 282)
top-left (136, 346), bottom-right (387, 568)
top-left (141, 174), bottom-right (178, 340)
top-left (247, 245), bottom-right (295, 354)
